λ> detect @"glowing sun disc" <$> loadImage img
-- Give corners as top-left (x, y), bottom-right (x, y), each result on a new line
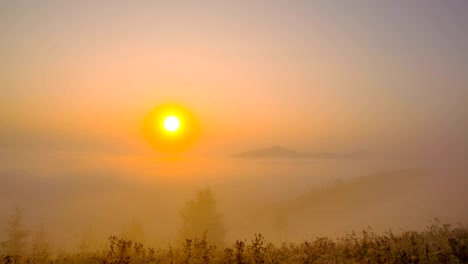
top-left (164, 116), bottom-right (180, 132)
top-left (143, 103), bottom-right (200, 153)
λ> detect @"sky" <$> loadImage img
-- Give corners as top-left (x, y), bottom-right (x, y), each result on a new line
top-left (1, 0), bottom-right (467, 156)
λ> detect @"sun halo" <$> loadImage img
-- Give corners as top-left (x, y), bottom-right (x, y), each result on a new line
top-left (144, 104), bottom-right (199, 153)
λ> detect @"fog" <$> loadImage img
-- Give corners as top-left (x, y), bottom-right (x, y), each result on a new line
top-left (1, 147), bottom-right (467, 250)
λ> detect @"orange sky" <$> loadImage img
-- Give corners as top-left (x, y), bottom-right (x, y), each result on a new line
top-left (1, 1), bottom-right (467, 158)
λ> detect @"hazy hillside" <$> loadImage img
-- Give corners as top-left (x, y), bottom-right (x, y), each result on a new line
top-left (286, 169), bottom-right (426, 212)
top-left (277, 168), bottom-right (468, 238)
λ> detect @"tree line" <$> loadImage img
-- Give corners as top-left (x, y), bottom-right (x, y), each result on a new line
top-left (1, 188), bottom-right (226, 258)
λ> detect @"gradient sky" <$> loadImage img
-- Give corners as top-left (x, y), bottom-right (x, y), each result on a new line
top-left (1, 0), bottom-right (467, 156)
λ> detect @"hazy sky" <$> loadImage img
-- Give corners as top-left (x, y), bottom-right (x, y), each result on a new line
top-left (1, 0), bottom-right (467, 156)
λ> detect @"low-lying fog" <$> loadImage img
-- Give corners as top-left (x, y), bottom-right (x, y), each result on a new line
top-left (1, 149), bottom-right (467, 250)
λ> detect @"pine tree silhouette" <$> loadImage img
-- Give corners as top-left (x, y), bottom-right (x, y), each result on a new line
top-left (5, 208), bottom-right (29, 256)
top-left (179, 188), bottom-right (226, 247)
top-left (32, 224), bottom-right (49, 254)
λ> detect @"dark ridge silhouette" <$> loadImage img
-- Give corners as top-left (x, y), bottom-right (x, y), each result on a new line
top-left (232, 145), bottom-right (373, 159)
top-left (284, 168), bottom-right (426, 213)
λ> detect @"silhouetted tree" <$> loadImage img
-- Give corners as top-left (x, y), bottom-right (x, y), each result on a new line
top-left (32, 224), bottom-right (49, 254)
top-left (31, 224), bottom-right (50, 262)
top-left (4, 207), bottom-right (29, 256)
top-left (180, 188), bottom-right (226, 247)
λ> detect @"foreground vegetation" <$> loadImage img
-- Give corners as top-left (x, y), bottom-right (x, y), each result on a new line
top-left (1, 220), bottom-right (467, 264)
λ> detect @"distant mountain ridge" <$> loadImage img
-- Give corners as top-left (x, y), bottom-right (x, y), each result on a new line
top-left (232, 145), bottom-right (372, 159)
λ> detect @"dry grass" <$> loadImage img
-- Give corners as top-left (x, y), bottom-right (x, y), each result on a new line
top-left (1, 220), bottom-right (467, 263)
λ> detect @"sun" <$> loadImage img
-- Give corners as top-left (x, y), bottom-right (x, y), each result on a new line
top-left (143, 104), bottom-right (199, 153)
top-left (163, 115), bottom-right (180, 132)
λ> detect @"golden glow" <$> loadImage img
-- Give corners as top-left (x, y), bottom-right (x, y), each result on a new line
top-left (163, 116), bottom-right (180, 132)
top-left (143, 104), bottom-right (200, 153)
